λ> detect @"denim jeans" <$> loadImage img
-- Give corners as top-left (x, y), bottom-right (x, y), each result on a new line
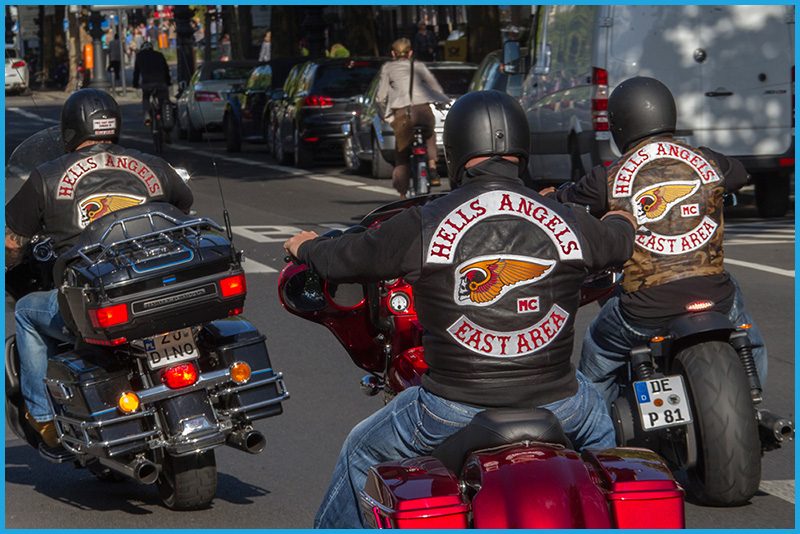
top-left (579, 278), bottom-right (767, 407)
top-left (314, 373), bottom-right (615, 529)
top-left (15, 289), bottom-right (74, 422)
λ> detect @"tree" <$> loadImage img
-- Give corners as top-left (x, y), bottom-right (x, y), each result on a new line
top-left (466, 6), bottom-right (501, 64)
top-left (341, 6), bottom-right (378, 57)
top-left (270, 6), bottom-right (301, 58)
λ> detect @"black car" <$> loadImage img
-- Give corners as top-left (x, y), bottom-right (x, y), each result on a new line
top-left (223, 57), bottom-right (306, 153)
top-left (270, 57), bottom-right (386, 168)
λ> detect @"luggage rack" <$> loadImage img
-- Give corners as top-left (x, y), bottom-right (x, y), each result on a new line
top-left (72, 210), bottom-right (226, 271)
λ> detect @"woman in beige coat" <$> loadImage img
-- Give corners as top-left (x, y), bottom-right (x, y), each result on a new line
top-left (375, 38), bottom-right (449, 198)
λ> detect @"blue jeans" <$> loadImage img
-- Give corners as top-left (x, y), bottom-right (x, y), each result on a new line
top-left (579, 279), bottom-right (767, 407)
top-left (15, 289), bottom-right (74, 422)
top-left (314, 374), bottom-right (615, 529)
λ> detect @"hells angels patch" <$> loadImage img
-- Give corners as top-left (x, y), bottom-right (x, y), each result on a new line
top-left (78, 193), bottom-right (145, 228)
top-left (454, 254), bottom-right (555, 306)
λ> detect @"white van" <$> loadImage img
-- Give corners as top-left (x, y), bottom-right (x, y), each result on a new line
top-left (507, 5), bottom-right (794, 217)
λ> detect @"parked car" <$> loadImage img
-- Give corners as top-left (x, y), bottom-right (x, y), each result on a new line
top-left (468, 48), bottom-right (527, 98)
top-left (342, 61), bottom-right (478, 180)
top-left (505, 5), bottom-right (795, 217)
top-left (222, 57), bottom-right (306, 153)
top-left (176, 60), bottom-right (263, 142)
top-left (270, 57), bottom-right (386, 168)
top-left (5, 45), bottom-right (29, 94)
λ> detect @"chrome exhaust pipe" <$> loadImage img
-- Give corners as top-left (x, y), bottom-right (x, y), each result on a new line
top-left (98, 456), bottom-right (160, 485)
top-left (226, 428), bottom-right (266, 454)
top-left (757, 408), bottom-right (795, 451)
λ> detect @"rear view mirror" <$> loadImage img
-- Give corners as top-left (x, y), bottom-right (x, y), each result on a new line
top-left (502, 41), bottom-right (521, 74)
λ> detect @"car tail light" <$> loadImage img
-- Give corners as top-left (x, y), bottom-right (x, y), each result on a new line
top-left (11, 61), bottom-right (25, 69)
top-left (89, 303), bottom-right (129, 328)
top-left (162, 363), bottom-right (198, 389)
top-left (302, 95), bottom-right (334, 108)
top-left (685, 300), bottom-right (714, 312)
top-left (591, 67), bottom-right (609, 132)
top-left (220, 273), bottom-right (247, 298)
top-left (195, 91), bottom-right (221, 102)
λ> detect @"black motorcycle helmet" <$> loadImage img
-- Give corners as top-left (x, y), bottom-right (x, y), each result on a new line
top-left (60, 88), bottom-right (122, 152)
top-left (443, 90), bottom-right (530, 185)
top-left (608, 76), bottom-right (677, 153)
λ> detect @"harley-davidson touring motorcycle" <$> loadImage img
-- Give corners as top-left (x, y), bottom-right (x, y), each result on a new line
top-left (278, 195), bottom-right (686, 528)
top-left (5, 128), bottom-right (289, 510)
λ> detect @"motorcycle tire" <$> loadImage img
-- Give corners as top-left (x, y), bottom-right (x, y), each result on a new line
top-left (673, 341), bottom-right (761, 506)
top-left (156, 450), bottom-right (217, 510)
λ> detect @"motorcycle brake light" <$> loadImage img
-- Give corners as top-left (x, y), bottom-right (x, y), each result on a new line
top-left (162, 363), bottom-right (198, 389)
top-left (220, 274), bottom-right (247, 298)
top-left (229, 307), bottom-right (243, 316)
top-left (685, 300), bottom-right (714, 312)
top-left (85, 336), bottom-right (127, 346)
top-left (89, 303), bottom-right (129, 328)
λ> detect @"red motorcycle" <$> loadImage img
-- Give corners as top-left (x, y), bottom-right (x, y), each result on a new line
top-left (279, 196), bottom-right (686, 528)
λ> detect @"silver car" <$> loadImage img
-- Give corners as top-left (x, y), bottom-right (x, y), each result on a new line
top-left (5, 46), bottom-right (29, 95)
top-left (342, 61), bottom-right (477, 180)
top-left (176, 60), bottom-right (263, 141)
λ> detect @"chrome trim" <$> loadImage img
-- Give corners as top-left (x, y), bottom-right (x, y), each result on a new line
top-left (215, 371), bottom-right (284, 396)
top-left (138, 368), bottom-right (232, 403)
top-left (215, 376), bottom-right (289, 417)
top-left (53, 408), bottom-right (161, 457)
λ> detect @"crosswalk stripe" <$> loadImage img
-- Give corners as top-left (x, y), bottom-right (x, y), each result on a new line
top-left (759, 480), bottom-right (795, 504)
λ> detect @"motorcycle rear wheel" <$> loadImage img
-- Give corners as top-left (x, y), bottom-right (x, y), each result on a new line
top-left (156, 450), bottom-right (217, 510)
top-left (673, 341), bottom-right (761, 506)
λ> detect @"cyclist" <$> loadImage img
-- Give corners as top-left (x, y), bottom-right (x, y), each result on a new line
top-left (132, 41), bottom-right (172, 143)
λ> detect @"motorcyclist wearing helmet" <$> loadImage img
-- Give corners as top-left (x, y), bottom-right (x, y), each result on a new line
top-left (132, 40), bottom-right (172, 135)
top-left (543, 76), bottom-right (766, 405)
top-left (5, 88), bottom-right (193, 450)
top-left (283, 90), bottom-right (637, 528)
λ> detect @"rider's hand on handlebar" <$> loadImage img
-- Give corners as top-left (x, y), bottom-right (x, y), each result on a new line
top-left (283, 231), bottom-right (319, 262)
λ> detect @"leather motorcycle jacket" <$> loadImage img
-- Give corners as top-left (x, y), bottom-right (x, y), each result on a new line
top-left (8, 143), bottom-right (192, 256)
top-left (606, 137), bottom-right (725, 294)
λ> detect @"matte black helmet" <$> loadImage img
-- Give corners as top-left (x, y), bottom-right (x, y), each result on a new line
top-left (61, 88), bottom-right (122, 152)
top-left (443, 90), bottom-right (530, 185)
top-left (140, 41), bottom-right (154, 51)
top-left (608, 76), bottom-right (677, 153)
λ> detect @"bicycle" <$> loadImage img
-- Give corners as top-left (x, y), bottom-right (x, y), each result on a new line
top-left (147, 88), bottom-right (173, 154)
top-left (408, 125), bottom-right (431, 198)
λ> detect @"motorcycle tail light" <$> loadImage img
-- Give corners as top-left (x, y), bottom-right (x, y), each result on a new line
top-left (685, 300), bottom-right (714, 312)
top-left (85, 336), bottom-right (128, 346)
top-left (220, 273), bottom-right (247, 298)
top-left (229, 307), bottom-right (243, 316)
top-left (118, 391), bottom-right (140, 413)
top-left (413, 147), bottom-right (427, 155)
top-left (89, 303), bottom-right (129, 328)
top-left (302, 94), bottom-right (334, 108)
top-left (162, 363), bottom-right (198, 389)
top-left (230, 361), bottom-right (251, 384)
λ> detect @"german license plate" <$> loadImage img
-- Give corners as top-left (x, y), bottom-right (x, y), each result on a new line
top-left (634, 375), bottom-right (693, 431)
top-left (144, 328), bottom-right (199, 370)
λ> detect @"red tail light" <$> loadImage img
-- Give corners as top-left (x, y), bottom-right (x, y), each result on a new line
top-left (162, 363), bottom-right (198, 389)
top-left (85, 336), bottom-right (128, 346)
top-left (194, 91), bottom-right (221, 102)
top-left (229, 307), bottom-right (243, 316)
top-left (302, 95), bottom-right (334, 108)
top-left (685, 300), bottom-right (714, 312)
top-left (592, 67), bottom-right (609, 132)
top-left (220, 273), bottom-right (247, 298)
top-left (89, 303), bottom-right (129, 328)
top-left (413, 147), bottom-right (427, 155)
top-left (11, 61), bottom-right (25, 69)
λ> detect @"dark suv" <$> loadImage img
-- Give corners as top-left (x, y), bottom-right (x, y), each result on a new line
top-left (270, 57), bottom-right (385, 168)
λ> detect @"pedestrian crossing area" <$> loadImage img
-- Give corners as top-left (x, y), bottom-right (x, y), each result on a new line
top-left (725, 219), bottom-right (795, 246)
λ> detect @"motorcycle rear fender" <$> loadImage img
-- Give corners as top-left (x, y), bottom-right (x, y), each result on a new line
top-left (665, 310), bottom-right (735, 343)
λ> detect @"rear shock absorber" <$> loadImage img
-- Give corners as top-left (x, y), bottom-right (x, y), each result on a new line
top-left (729, 330), bottom-right (763, 404)
top-left (629, 346), bottom-right (655, 381)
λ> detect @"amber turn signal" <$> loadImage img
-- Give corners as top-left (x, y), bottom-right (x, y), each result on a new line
top-left (230, 361), bottom-right (252, 384)
top-left (118, 391), bottom-right (140, 413)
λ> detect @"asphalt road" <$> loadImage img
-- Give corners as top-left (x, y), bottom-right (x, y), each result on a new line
top-left (4, 94), bottom-right (795, 529)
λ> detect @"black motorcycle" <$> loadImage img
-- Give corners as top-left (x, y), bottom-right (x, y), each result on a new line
top-left (5, 128), bottom-right (289, 510)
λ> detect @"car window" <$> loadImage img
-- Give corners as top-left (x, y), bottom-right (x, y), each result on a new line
top-left (309, 61), bottom-right (383, 98)
top-left (284, 63), bottom-right (307, 97)
top-left (246, 65), bottom-right (272, 91)
top-left (363, 74), bottom-right (381, 105)
top-left (432, 68), bottom-right (477, 97)
top-left (5, 47), bottom-right (18, 60)
top-left (210, 66), bottom-right (254, 80)
top-left (189, 69), bottom-right (201, 86)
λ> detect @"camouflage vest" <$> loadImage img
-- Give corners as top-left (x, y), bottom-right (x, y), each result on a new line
top-left (606, 137), bottom-right (725, 293)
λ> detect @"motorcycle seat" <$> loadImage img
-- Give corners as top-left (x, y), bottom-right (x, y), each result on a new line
top-left (431, 407), bottom-right (570, 474)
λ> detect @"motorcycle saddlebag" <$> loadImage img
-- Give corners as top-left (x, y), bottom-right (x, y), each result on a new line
top-left (57, 203), bottom-right (246, 344)
top-left (45, 348), bottom-right (150, 457)
top-left (197, 318), bottom-right (287, 422)
top-left (581, 447), bottom-right (685, 528)
top-left (359, 456), bottom-right (470, 528)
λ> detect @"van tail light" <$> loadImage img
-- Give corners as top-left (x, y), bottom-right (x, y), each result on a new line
top-left (195, 91), bottom-right (221, 102)
top-left (220, 273), bottom-right (247, 298)
top-left (591, 67), bottom-right (609, 132)
top-left (302, 95), bottom-right (334, 108)
top-left (11, 61), bottom-right (25, 69)
top-left (89, 303), bottom-right (129, 328)
top-left (162, 363), bottom-right (198, 389)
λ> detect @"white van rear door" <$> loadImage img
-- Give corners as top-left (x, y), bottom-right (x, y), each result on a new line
top-left (697, 5), bottom-right (794, 157)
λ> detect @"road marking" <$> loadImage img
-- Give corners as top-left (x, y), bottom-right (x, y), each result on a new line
top-left (308, 175), bottom-right (364, 187)
top-left (759, 480), bottom-right (795, 504)
top-left (725, 258), bottom-right (794, 278)
top-left (7, 107), bottom-right (57, 123)
top-left (232, 225), bottom-right (302, 243)
top-left (358, 185), bottom-right (398, 196)
top-left (241, 258), bottom-right (277, 274)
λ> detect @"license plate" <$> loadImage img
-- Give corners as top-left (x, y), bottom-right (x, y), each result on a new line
top-left (634, 375), bottom-right (693, 430)
top-left (144, 328), bottom-right (199, 370)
